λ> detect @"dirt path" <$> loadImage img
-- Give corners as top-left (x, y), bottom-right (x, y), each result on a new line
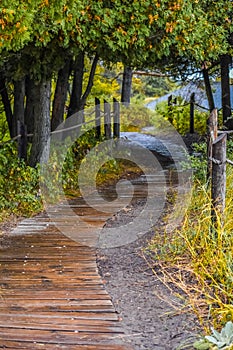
top-left (97, 200), bottom-right (201, 350)
top-left (0, 133), bottom-right (203, 349)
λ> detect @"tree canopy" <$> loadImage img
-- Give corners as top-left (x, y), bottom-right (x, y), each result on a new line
top-left (0, 0), bottom-right (233, 165)
top-left (1, 0), bottom-right (232, 76)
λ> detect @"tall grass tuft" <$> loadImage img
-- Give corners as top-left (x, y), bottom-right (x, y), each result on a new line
top-left (148, 146), bottom-right (233, 332)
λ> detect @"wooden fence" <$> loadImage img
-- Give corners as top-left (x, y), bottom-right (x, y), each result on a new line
top-left (95, 97), bottom-right (120, 140)
top-left (208, 109), bottom-right (233, 226)
top-left (168, 92), bottom-right (208, 134)
top-left (167, 99), bottom-right (232, 226)
top-left (14, 98), bottom-right (121, 161)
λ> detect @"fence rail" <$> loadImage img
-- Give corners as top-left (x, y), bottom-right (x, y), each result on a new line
top-left (0, 98), bottom-right (121, 160)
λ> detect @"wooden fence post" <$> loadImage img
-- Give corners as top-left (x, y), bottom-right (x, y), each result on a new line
top-left (17, 121), bottom-right (27, 161)
top-left (167, 95), bottom-right (173, 123)
top-left (190, 92), bottom-right (195, 134)
top-left (207, 108), bottom-right (218, 180)
top-left (168, 95), bottom-right (173, 106)
top-left (104, 100), bottom-right (111, 139)
top-left (211, 133), bottom-right (227, 226)
top-left (113, 98), bottom-right (120, 138)
top-left (95, 97), bottom-right (101, 139)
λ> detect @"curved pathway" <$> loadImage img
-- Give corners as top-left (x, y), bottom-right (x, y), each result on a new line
top-left (0, 197), bottom-right (134, 350)
top-left (0, 160), bottom-right (169, 350)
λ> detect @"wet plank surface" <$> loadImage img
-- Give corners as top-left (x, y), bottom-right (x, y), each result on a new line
top-left (0, 173), bottom-right (169, 349)
top-left (0, 203), bottom-right (133, 350)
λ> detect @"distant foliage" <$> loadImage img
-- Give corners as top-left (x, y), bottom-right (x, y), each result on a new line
top-left (132, 75), bottom-right (177, 98)
top-left (155, 98), bottom-right (208, 135)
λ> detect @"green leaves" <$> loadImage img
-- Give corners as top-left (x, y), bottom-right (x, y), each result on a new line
top-left (1, 0), bottom-right (232, 80)
top-left (205, 322), bottom-right (233, 349)
top-left (0, 143), bottom-right (42, 217)
top-left (0, 1), bottom-right (39, 52)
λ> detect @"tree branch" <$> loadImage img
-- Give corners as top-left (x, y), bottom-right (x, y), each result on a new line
top-left (80, 53), bottom-right (99, 107)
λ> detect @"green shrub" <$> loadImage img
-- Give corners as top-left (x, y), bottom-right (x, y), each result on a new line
top-left (154, 98), bottom-right (208, 135)
top-left (0, 142), bottom-right (42, 220)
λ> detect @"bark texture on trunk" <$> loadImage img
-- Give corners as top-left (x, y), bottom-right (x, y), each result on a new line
top-left (68, 53), bottom-right (98, 117)
top-left (202, 67), bottom-right (215, 112)
top-left (0, 76), bottom-right (14, 138)
top-left (29, 78), bottom-right (51, 167)
top-left (13, 78), bottom-right (25, 137)
top-left (121, 66), bottom-right (133, 105)
top-left (68, 53), bottom-right (84, 117)
top-left (25, 77), bottom-right (37, 136)
top-left (51, 59), bottom-right (71, 131)
top-left (220, 54), bottom-right (232, 129)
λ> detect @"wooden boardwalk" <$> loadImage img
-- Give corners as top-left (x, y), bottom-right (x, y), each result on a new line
top-left (0, 173), bottom-right (169, 349)
top-left (0, 197), bottom-right (134, 350)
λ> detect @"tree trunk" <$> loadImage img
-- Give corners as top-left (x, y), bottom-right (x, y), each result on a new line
top-left (189, 92), bottom-right (195, 134)
top-left (220, 54), bottom-right (232, 129)
top-left (79, 54), bottom-right (98, 111)
top-left (13, 78), bottom-right (25, 137)
top-left (0, 75), bottom-right (14, 138)
top-left (67, 52), bottom-right (85, 117)
top-left (68, 53), bottom-right (99, 117)
top-left (121, 66), bottom-right (133, 105)
top-left (25, 76), bottom-right (37, 136)
top-left (51, 59), bottom-right (71, 131)
top-left (202, 66), bottom-right (215, 112)
top-left (29, 78), bottom-right (51, 167)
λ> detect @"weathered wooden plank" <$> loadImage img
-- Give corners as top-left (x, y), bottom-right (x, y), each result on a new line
top-left (0, 310), bottom-right (119, 322)
top-left (0, 306), bottom-right (115, 314)
top-left (0, 327), bottom-right (124, 343)
top-left (0, 192), bottom-right (136, 349)
top-left (0, 321), bottom-right (123, 333)
top-left (0, 315), bottom-right (120, 327)
top-left (1, 290), bottom-right (109, 298)
top-left (0, 340), bottom-right (133, 349)
top-left (2, 299), bottom-right (113, 307)
top-left (0, 284), bottom-right (107, 291)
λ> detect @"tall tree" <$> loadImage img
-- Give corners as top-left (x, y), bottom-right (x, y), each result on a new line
top-left (13, 78), bottom-right (25, 137)
top-left (67, 53), bottom-right (85, 118)
top-left (28, 78), bottom-right (51, 167)
top-left (0, 75), bottom-right (13, 138)
top-left (202, 63), bottom-right (215, 112)
top-left (221, 54), bottom-right (232, 128)
top-left (121, 66), bottom-right (133, 105)
top-left (51, 59), bottom-right (71, 131)
top-left (1, 0), bottom-right (233, 166)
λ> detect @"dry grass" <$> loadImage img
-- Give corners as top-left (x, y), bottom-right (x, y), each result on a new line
top-left (147, 165), bottom-right (233, 332)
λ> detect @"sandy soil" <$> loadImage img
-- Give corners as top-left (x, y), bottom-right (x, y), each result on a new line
top-left (97, 198), bottom-right (201, 350)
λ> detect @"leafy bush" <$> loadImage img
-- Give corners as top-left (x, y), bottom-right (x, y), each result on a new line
top-left (154, 98), bottom-right (208, 135)
top-left (181, 141), bottom-right (208, 183)
top-left (194, 322), bottom-right (233, 349)
top-left (62, 129), bottom-right (105, 192)
top-left (0, 142), bottom-right (42, 220)
top-left (62, 129), bottom-right (141, 193)
top-left (120, 104), bottom-right (154, 131)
